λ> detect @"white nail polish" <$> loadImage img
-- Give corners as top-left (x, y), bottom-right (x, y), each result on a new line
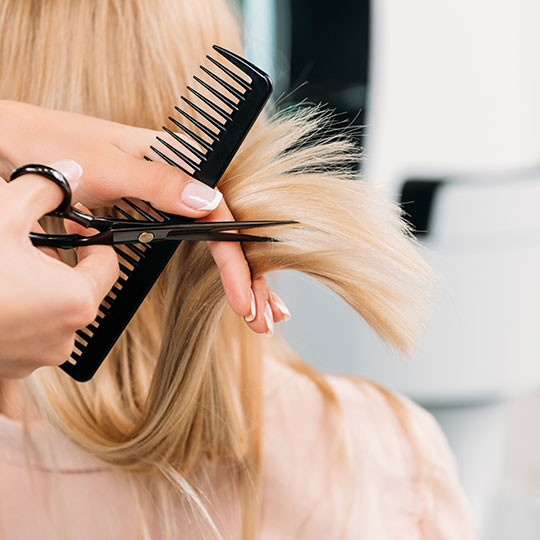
top-left (50, 160), bottom-right (83, 187)
top-left (264, 302), bottom-right (274, 337)
top-left (272, 294), bottom-right (291, 321)
top-left (196, 189), bottom-right (223, 211)
top-left (244, 289), bottom-right (256, 322)
top-left (182, 182), bottom-right (223, 211)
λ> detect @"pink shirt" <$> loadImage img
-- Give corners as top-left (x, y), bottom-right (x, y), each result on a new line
top-left (0, 358), bottom-right (475, 539)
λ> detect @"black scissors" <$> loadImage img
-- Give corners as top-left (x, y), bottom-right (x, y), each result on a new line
top-left (11, 164), bottom-right (296, 249)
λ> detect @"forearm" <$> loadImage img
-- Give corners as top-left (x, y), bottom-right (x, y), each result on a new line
top-left (0, 100), bottom-right (55, 167)
top-left (0, 100), bottom-right (16, 170)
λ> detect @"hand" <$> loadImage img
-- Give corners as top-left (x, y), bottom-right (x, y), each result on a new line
top-left (0, 169), bottom-right (119, 378)
top-left (0, 100), bottom-right (291, 339)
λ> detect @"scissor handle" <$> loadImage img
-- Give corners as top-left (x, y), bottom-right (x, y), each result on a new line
top-left (9, 163), bottom-right (108, 230)
top-left (10, 164), bottom-right (73, 217)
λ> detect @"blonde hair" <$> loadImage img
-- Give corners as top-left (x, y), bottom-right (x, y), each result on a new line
top-left (0, 0), bottom-right (432, 538)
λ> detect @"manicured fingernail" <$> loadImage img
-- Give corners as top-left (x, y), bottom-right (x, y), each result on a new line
top-left (182, 182), bottom-right (222, 211)
top-left (50, 160), bottom-right (83, 188)
top-left (271, 292), bottom-right (291, 321)
top-left (264, 302), bottom-right (274, 337)
top-left (244, 289), bottom-right (256, 322)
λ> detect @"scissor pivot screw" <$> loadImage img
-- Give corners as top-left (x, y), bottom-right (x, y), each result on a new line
top-left (138, 232), bottom-right (155, 243)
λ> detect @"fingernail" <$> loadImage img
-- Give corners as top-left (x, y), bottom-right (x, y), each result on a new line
top-left (244, 289), bottom-right (256, 322)
top-left (182, 182), bottom-right (222, 211)
top-left (271, 292), bottom-right (291, 321)
top-left (264, 302), bottom-right (274, 337)
top-left (50, 160), bottom-right (83, 188)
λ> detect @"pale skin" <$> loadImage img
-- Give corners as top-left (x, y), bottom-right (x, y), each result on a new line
top-left (0, 100), bottom-right (291, 379)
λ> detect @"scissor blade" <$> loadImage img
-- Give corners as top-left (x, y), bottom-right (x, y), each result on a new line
top-left (180, 219), bottom-right (297, 233)
top-left (111, 219), bottom-right (295, 232)
top-left (107, 219), bottom-right (296, 245)
top-left (165, 232), bottom-right (278, 242)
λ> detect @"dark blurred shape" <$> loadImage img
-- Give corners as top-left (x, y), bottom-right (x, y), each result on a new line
top-left (279, 0), bottom-right (370, 148)
top-left (400, 178), bottom-right (445, 237)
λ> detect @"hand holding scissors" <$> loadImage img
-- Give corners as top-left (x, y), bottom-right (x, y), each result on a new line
top-left (10, 164), bottom-right (295, 250)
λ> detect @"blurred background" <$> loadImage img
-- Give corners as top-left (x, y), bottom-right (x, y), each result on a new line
top-left (234, 0), bottom-right (540, 538)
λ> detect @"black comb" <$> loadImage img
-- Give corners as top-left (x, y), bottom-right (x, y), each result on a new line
top-left (61, 45), bottom-right (272, 381)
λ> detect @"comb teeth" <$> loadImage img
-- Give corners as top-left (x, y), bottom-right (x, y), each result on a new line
top-left (162, 126), bottom-right (207, 161)
top-left (150, 144), bottom-right (192, 176)
top-left (147, 45), bottom-right (272, 186)
top-left (206, 53), bottom-right (252, 90)
top-left (181, 97), bottom-right (225, 132)
top-left (113, 205), bottom-right (135, 220)
top-left (145, 201), bottom-right (171, 221)
top-left (118, 264), bottom-right (131, 275)
top-left (174, 106), bottom-right (220, 141)
top-left (167, 116), bottom-right (212, 150)
top-left (200, 65), bottom-right (245, 101)
top-left (187, 86), bottom-right (232, 121)
top-left (114, 247), bottom-right (140, 268)
top-left (156, 135), bottom-right (202, 171)
top-left (60, 45), bottom-right (272, 382)
top-left (123, 198), bottom-right (158, 222)
top-left (125, 243), bottom-right (145, 257)
top-left (193, 75), bottom-right (239, 111)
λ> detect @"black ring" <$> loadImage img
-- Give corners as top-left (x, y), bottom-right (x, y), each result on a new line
top-left (10, 164), bottom-right (72, 216)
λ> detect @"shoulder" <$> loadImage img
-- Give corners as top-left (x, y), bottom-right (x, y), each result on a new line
top-left (327, 372), bottom-right (458, 474)
top-left (260, 356), bottom-right (475, 538)
top-left (263, 356), bottom-right (434, 469)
